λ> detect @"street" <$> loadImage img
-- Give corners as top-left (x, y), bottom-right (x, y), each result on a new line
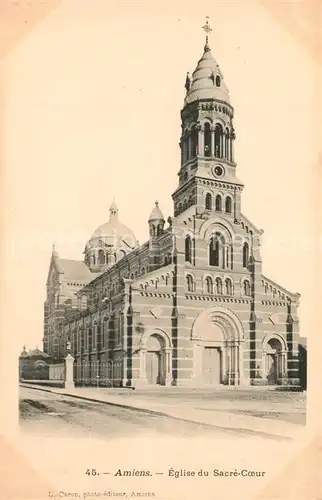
top-left (19, 386), bottom-right (239, 439)
top-left (19, 386), bottom-right (306, 441)
top-left (17, 386), bottom-right (307, 500)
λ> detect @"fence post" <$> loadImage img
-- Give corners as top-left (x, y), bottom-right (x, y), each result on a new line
top-left (65, 353), bottom-right (75, 390)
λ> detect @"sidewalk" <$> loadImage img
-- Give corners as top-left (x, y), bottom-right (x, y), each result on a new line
top-left (20, 383), bottom-right (305, 441)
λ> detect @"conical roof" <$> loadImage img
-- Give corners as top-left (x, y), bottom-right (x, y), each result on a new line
top-left (148, 201), bottom-right (165, 222)
top-left (184, 42), bottom-right (230, 105)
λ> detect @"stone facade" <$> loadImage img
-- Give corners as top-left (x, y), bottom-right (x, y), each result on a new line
top-left (43, 38), bottom-right (301, 387)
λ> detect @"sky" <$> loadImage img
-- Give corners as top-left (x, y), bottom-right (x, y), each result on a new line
top-left (2, 0), bottom-right (319, 351)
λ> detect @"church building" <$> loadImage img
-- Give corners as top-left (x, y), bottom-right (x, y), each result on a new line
top-left (43, 23), bottom-right (301, 387)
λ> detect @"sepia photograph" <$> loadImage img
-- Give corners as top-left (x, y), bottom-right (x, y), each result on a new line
top-left (1, 1), bottom-right (319, 500)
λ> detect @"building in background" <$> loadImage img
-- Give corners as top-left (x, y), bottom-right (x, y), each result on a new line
top-left (19, 346), bottom-right (51, 381)
top-left (43, 24), bottom-right (301, 388)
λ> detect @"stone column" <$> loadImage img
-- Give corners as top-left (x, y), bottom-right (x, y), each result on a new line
top-left (220, 132), bottom-right (224, 158)
top-left (221, 346), bottom-right (227, 384)
top-left (281, 350), bottom-right (287, 375)
top-left (164, 348), bottom-right (173, 386)
top-left (198, 127), bottom-right (204, 156)
top-left (65, 353), bottom-right (75, 390)
top-left (211, 127), bottom-right (215, 157)
top-left (227, 346), bottom-right (231, 385)
top-left (225, 246), bottom-right (229, 270)
top-left (234, 343), bottom-right (238, 385)
top-left (222, 133), bottom-right (226, 159)
top-left (239, 342), bottom-right (244, 385)
top-left (231, 129), bottom-right (235, 162)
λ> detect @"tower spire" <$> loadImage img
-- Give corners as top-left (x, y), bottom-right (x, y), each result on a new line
top-left (202, 16), bottom-right (212, 51)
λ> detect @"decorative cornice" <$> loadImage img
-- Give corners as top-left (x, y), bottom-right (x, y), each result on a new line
top-left (181, 98), bottom-right (234, 119)
top-left (196, 178), bottom-right (243, 190)
top-left (140, 292), bottom-right (174, 298)
top-left (261, 300), bottom-right (287, 307)
top-left (185, 294), bottom-right (251, 304)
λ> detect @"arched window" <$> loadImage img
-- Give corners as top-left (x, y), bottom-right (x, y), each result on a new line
top-left (205, 277), bottom-right (213, 294)
top-left (215, 277), bottom-right (222, 294)
top-left (190, 128), bottom-right (198, 158)
top-left (204, 123), bottom-right (211, 157)
top-left (215, 194), bottom-right (222, 212)
top-left (243, 280), bottom-right (251, 296)
top-left (188, 194), bottom-right (193, 207)
top-left (216, 75), bottom-right (221, 87)
top-left (117, 249), bottom-right (126, 261)
top-left (141, 267), bottom-right (146, 275)
top-left (178, 203), bottom-right (182, 213)
top-left (209, 233), bottom-right (223, 266)
top-left (205, 193), bottom-right (212, 210)
top-left (225, 278), bottom-right (233, 295)
top-left (183, 199), bottom-right (188, 211)
top-left (214, 124), bottom-right (223, 158)
top-left (185, 235), bottom-right (192, 263)
top-left (243, 242), bottom-right (249, 268)
top-left (92, 254), bottom-right (96, 265)
top-left (225, 196), bottom-right (232, 214)
top-left (98, 249), bottom-right (105, 265)
top-left (186, 275), bottom-right (194, 292)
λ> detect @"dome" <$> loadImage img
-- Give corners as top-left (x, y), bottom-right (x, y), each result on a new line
top-left (184, 43), bottom-right (230, 106)
top-left (88, 202), bottom-right (138, 251)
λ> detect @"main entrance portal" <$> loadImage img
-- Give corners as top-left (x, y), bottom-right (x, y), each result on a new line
top-left (192, 307), bottom-right (245, 386)
top-left (203, 347), bottom-right (222, 385)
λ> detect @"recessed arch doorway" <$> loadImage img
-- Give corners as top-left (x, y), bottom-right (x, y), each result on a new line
top-left (262, 336), bottom-right (287, 385)
top-left (191, 307), bottom-right (244, 386)
top-left (140, 329), bottom-right (173, 386)
top-left (145, 334), bottom-right (163, 385)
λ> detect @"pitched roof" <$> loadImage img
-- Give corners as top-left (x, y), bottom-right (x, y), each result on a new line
top-left (58, 259), bottom-right (93, 282)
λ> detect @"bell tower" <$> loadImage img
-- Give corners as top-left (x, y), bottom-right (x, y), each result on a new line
top-left (172, 18), bottom-right (243, 221)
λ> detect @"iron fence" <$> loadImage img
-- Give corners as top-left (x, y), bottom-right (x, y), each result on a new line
top-left (74, 359), bottom-right (123, 387)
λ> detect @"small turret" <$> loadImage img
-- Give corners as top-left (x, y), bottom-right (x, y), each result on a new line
top-left (109, 199), bottom-right (118, 219)
top-left (148, 201), bottom-right (165, 237)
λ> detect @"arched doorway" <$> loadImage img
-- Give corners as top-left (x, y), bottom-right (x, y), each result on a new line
top-left (263, 337), bottom-right (285, 385)
top-left (140, 329), bottom-right (172, 386)
top-left (202, 324), bottom-right (223, 385)
top-left (145, 334), bottom-right (163, 385)
top-left (191, 307), bottom-right (244, 386)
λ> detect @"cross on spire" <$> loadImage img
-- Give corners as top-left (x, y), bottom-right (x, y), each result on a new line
top-left (202, 16), bottom-right (212, 50)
